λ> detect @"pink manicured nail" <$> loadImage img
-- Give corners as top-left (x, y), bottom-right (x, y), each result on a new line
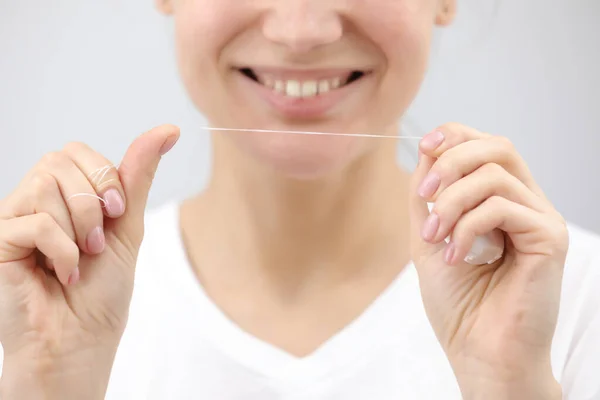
top-left (87, 226), bottom-right (105, 254)
top-left (421, 213), bottom-right (440, 241)
top-left (68, 267), bottom-right (80, 285)
top-left (103, 189), bottom-right (125, 217)
top-left (160, 135), bottom-right (179, 156)
top-left (418, 172), bottom-right (441, 198)
top-left (420, 131), bottom-right (445, 151)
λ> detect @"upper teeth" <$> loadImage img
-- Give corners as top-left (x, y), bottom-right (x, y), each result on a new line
top-left (262, 77), bottom-right (344, 98)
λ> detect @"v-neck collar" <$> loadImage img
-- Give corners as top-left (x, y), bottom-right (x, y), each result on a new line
top-left (158, 201), bottom-right (418, 386)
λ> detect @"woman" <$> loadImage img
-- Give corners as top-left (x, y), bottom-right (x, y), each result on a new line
top-left (0, 0), bottom-right (598, 399)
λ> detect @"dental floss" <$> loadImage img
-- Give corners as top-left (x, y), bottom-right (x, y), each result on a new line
top-left (67, 192), bottom-right (107, 206)
top-left (66, 128), bottom-right (505, 265)
top-left (200, 126), bottom-right (423, 140)
top-left (66, 164), bottom-right (118, 207)
top-left (89, 164), bottom-right (117, 187)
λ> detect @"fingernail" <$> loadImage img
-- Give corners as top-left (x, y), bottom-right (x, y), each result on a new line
top-left (418, 172), bottom-right (441, 198)
top-left (421, 213), bottom-right (440, 241)
top-left (420, 131), bottom-right (445, 151)
top-left (103, 189), bottom-right (125, 217)
top-left (68, 267), bottom-right (80, 285)
top-left (159, 134), bottom-right (179, 156)
top-left (445, 242), bottom-right (456, 265)
top-left (86, 226), bottom-right (105, 254)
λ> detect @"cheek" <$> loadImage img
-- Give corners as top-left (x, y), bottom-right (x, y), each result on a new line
top-left (358, 2), bottom-right (435, 116)
top-left (174, 0), bottom-right (240, 55)
top-left (173, 1), bottom-right (246, 111)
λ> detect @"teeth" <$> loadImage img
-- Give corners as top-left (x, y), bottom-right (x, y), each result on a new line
top-left (301, 81), bottom-right (318, 97)
top-left (264, 77), bottom-right (274, 89)
top-left (331, 77), bottom-right (341, 89)
top-left (261, 76), bottom-right (350, 98)
top-left (318, 80), bottom-right (330, 94)
top-left (274, 80), bottom-right (284, 93)
top-left (285, 80), bottom-right (302, 97)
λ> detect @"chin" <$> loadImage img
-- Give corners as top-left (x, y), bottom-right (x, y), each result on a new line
top-left (236, 131), bottom-right (368, 180)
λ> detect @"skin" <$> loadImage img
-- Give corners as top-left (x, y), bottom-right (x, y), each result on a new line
top-left (0, 0), bottom-right (566, 399)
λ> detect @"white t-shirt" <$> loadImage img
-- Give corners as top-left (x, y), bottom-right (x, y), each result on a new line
top-left (102, 202), bottom-right (600, 399)
top-left (1, 201), bottom-right (599, 399)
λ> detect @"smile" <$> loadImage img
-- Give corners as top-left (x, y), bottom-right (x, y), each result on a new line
top-left (235, 67), bottom-right (373, 118)
top-left (239, 68), bottom-right (369, 98)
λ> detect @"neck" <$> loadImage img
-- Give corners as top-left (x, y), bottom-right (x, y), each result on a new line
top-left (185, 134), bottom-right (412, 287)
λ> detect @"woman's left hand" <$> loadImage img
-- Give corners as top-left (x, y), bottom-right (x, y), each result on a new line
top-left (409, 123), bottom-right (568, 400)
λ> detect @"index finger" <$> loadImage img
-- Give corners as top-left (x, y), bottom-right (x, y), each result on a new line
top-left (419, 122), bottom-right (491, 158)
top-left (62, 142), bottom-right (126, 218)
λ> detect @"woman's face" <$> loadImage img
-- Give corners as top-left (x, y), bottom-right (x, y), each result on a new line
top-left (158, 0), bottom-right (455, 179)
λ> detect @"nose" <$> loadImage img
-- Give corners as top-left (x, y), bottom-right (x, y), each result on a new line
top-left (262, 1), bottom-right (343, 53)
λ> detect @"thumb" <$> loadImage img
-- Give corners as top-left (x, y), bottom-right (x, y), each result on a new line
top-left (113, 124), bottom-right (180, 243)
top-left (409, 151), bottom-right (445, 265)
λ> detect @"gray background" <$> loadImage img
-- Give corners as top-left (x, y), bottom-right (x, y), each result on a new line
top-left (1, 0), bottom-right (599, 233)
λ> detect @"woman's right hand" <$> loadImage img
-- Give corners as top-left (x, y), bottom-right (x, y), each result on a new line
top-left (0, 124), bottom-right (179, 400)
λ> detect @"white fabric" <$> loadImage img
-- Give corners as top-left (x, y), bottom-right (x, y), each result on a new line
top-left (104, 202), bottom-right (600, 399)
top-left (2, 201), bottom-right (599, 399)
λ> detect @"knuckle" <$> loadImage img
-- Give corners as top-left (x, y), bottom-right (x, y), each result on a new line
top-left (41, 151), bottom-right (71, 170)
top-left (432, 192), bottom-right (454, 218)
top-left (55, 240), bottom-right (80, 267)
top-left (65, 241), bottom-right (80, 263)
top-left (452, 216), bottom-right (472, 239)
top-left (481, 162), bottom-right (504, 176)
top-left (491, 136), bottom-right (516, 153)
top-left (432, 203), bottom-right (452, 225)
top-left (438, 121), bottom-right (464, 133)
top-left (62, 141), bottom-right (89, 155)
top-left (480, 163), bottom-right (511, 187)
top-left (433, 157), bottom-right (455, 183)
top-left (31, 173), bottom-right (58, 199)
top-left (485, 195), bottom-right (506, 209)
top-left (432, 192), bottom-right (468, 232)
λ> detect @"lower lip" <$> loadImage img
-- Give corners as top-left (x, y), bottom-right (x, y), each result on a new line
top-left (237, 73), bottom-right (369, 119)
